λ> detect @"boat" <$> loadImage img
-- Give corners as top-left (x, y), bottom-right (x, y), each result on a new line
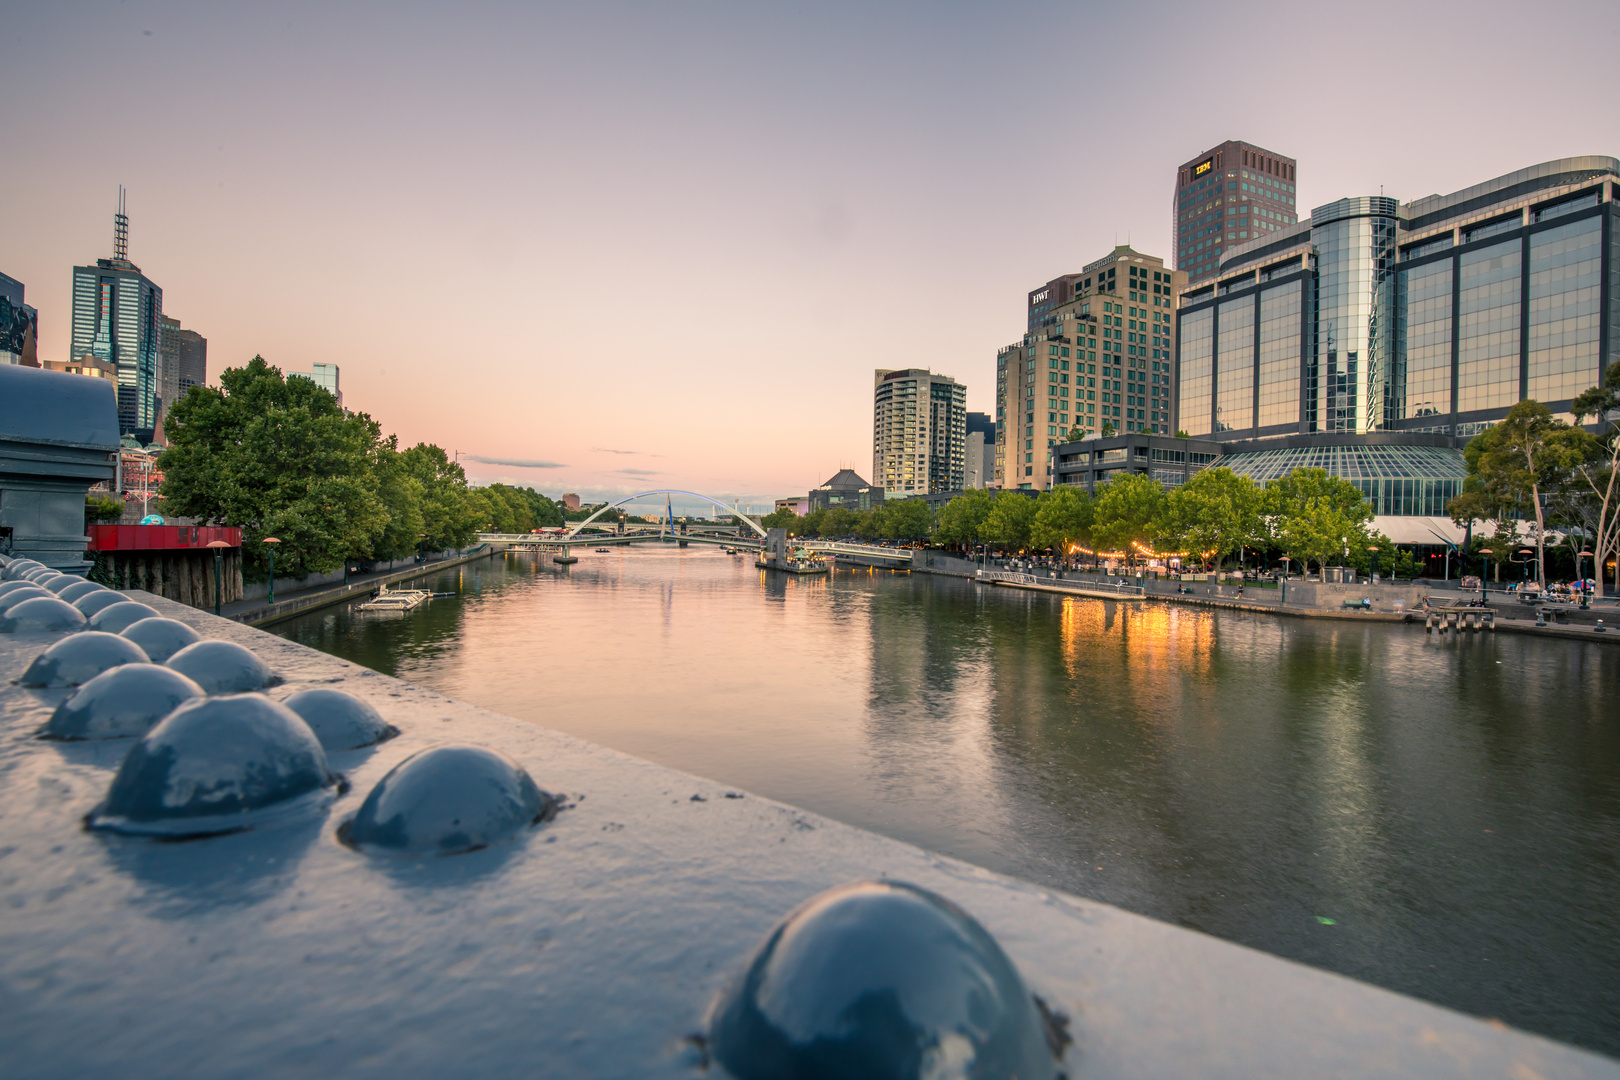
top-left (357, 586), bottom-right (433, 614)
top-left (594, 548), bottom-right (611, 554)
top-left (553, 553), bottom-right (578, 565)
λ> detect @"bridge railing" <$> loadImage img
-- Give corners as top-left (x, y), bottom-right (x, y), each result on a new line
top-left (804, 542), bottom-right (914, 562)
top-left (979, 569), bottom-right (1144, 596)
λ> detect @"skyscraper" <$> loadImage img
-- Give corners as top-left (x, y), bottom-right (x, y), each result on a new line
top-left (996, 247), bottom-right (1184, 489)
top-left (71, 189), bottom-right (164, 437)
top-left (1173, 141), bottom-right (1299, 285)
top-left (872, 368), bottom-right (966, 496)
top-left (159, 315), bottom-right (208, 430)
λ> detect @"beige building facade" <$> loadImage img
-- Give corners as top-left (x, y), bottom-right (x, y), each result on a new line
top-left (996, 246), bottom-right (1185, 489)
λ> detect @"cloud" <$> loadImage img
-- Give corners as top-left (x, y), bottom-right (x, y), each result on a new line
top-left (466, 455), bottom-right (567, 469)
top-left (616, 467), bottom-right (662, 477)
top-left (593, 447), bottom-right (661, 457)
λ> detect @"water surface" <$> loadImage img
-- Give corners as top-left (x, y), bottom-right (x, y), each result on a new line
top-left (274, 546), bottom-right (1620, 1055)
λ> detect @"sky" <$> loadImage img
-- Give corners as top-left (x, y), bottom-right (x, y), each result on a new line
top-left (6, 1), bottom-right (1616, 513)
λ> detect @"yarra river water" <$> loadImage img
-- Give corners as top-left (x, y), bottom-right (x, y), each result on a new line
top-left (274, 545), bottom-right (1620, 1055)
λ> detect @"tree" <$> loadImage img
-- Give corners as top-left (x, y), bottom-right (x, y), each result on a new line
top-left (1264, 467), bottom-right (1374, 576)
top-left (879, 497), bottom-right (934, 541)
top-left (398, 443), bottom-right (481, 552)
top-left (816, 506), bottom-right (859, 537)
top-left (1091, 473), bottom-right (1165, 563)
top-left (1100, 420), bottom-right (1117, 438)
top-left (1067, 424), bottom-right (1090, 442)
top-left (933, 489), bottom-right (994, 550)
top-left (1446, 399), bottom-right (1585, 589)
top-left (160, 357), bottom-right (388, 580)
top-left (760, 507), bottom-right (801, 531)
top-left (1030, 486), bottom-right (1093, 553)
top-left (1570, 361), bottom-right (1620, 595)
top-left (85, 494), bottom-right (123, 525)
top-left (1157, 467), bottom-right (1262, 569)
top-left (1174, 429), bottom-right (1190, 439)
top-left (982, 491), bottom-right (1036, 550)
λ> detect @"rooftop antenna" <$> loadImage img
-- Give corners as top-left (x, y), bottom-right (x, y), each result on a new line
top-left (113, 186), bottom-right (130, 264)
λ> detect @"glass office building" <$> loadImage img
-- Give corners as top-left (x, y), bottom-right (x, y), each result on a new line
top-left (71, 195), bottom-right (164, 438)
top-left (1211, 440), bottom-right (1467, 517)
top-left (1176, 157), bottom-right (1620, 442)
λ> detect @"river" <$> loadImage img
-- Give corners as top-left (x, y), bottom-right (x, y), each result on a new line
top-left (272, 545), bottom-right (1620, 1056)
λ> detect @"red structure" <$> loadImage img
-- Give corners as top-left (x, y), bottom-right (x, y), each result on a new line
top-left (87, 524), bottom-right (243, 609)
top-left (88, 524), bottom-right (241, 551)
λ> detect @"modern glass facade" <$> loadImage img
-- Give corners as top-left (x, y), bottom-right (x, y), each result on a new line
top-left (1456, 239), bottom-right (1521, 414)
top-left (1527, 216), bottom-right (1602, 403)
top-left (1213, 442), bottom-right (1468, 516)
top-left (1311, 198), bottom-right (1399, 433)
top-left (1256, 286), bottom-right (1302, 428)
top-left (1182, 158), bottom-right (1620, 441)
top-left (1396, 259), bottom-right (1452, 419)
top-left (1178, 308), bottom-right (1213, 436)
top-left (1215, 296), bottom-right (1253, 432)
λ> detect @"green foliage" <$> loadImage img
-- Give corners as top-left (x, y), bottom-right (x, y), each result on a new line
top-left (879, 497), bottom-right (934, 541)
top-left (1067, 424), bottom-right (1089, 442)
top-left (982, 491), bottom-right (1037, 549)
top-left (1030, 485), bottom-right (1093, 552)
top-left (1100, 421), bottom-right (1117, 438)
top-left (1157, 467), bottom-right (1262, 568)
top-left (1264, 467), bottom-right (1375, 575)
top-left (760, 507), bottom-right (801, 531)
top-left (1174, 429), bottom-right (1190, 439)
top-left (1091, 473), bottom-right (1165, 560)
top-left (85, 494), bottom-right (124, 525)
top-left (934, 489), bottom-right (995, 548)
top-left (160, 356), bottom-right (558, 580)
top-left (1447, 399), bottom-right (1586, 587)
top-left (161, 357), bottom-right (388, 580)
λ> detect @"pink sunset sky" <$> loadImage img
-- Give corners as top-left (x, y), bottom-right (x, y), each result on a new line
top-left (6, 1), bottom-right (1613, 511)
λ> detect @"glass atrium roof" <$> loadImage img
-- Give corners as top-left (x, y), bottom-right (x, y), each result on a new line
top-left (1212, 444), bottom-right (1468, 483)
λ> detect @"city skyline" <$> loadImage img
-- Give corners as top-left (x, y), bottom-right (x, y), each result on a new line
top-left (5, 1), bottom-right (1612, 505)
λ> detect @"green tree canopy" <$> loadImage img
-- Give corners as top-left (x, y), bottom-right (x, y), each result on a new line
top-left (160, 356), bottom-right (388, 580)
top-left (1156, 467), bottom-right (1262, 568)
top-left (1030, 485), bottom-right (1093, 553)
top-left (933, 489), bottom-right (995, 549)
top-left (1265, 467), bottom-right (1375, 575)
top-left (1092, 473), bottom-right (1165, 561)
top-left (760, 507), bottom-right (801, 531)
top-left (982, 491), bottom-right (1036, 550)
top-left (1446, 399), bottom-right (1586, 588)
top-left (878, 497), bottom-right (934, 541)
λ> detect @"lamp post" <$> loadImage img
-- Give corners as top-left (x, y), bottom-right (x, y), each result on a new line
top-left (1367, 545), bottom-right (1379, 584)
top-left (1478, 548), bottom-right (1492, 592)
top-left (206, 540), bottom-right (231, 616)
top-left (263, 537), bottom-right (281, 605)
top-left (1578, 549), bottom-right (1593, 606)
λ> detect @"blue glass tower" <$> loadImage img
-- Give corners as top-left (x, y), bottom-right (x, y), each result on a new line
top-left (70, 189), bottom-right (164, 437)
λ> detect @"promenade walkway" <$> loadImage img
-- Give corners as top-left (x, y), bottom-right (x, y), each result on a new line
top-left (222, 547), bottom-right (496, 627)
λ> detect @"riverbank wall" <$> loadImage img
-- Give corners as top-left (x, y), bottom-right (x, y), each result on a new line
top-left (231, 546), bottom-right (496, 627)
top-left (2, 592), bottom-right (1612, 1078)
top-left (906, 552), bottom-right (1618, 641)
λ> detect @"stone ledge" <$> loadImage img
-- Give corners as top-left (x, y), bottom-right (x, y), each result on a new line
top-left (0, 592), bottom-right (1613, 1078)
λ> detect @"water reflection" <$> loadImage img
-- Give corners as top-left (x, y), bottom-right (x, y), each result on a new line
top-left (273, 546), bottom-right (1620, 1055)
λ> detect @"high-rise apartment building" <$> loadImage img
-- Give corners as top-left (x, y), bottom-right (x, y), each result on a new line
top-left (71, 189), bottom-right (164, 436)
top-left (1173, 141), bottom-right (1299, 285)
top-left (289, 362), bottom-right (342, 407)
top-left (872, 368), bottom-right (966, 496)
top-left (995, 247), bottom-right (1184, 489)
top-left (1176, 156), bottom-right (1620, 441)
top-left (0, 271), bottom-right (39, 367)
top-left (159, 315), bottom-right (208, 430)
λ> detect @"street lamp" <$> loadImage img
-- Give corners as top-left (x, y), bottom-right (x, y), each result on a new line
top-left (262, 537), bottom-right (281, 605)
top-left (1478, 548), bottom-right (1492, 591)
top-left (1366, 545), bottom-right (1379, 583)
top-left (206, 540), bottom-right (231, 616)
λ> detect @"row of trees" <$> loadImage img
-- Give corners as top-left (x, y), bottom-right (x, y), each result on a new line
top-left (933, 467), bottom-right (1382, 574)
top-left (160, 357), bottom-right (563, 580)
top-left (762, 466), bottom-right (1382, 575)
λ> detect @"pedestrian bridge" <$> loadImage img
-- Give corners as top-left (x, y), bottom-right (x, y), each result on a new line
top-left (475, 489), bottom-right (914, 563)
